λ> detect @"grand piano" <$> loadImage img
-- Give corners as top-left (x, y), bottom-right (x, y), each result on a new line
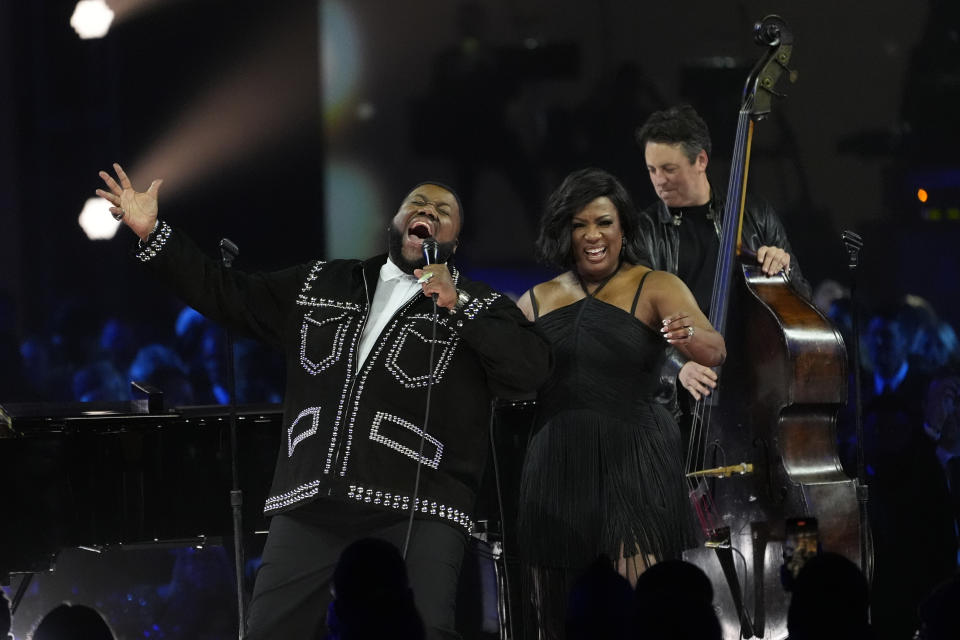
top-left (0, 391), bottom-right (535, 639)
top-left (0, 391), bottom-right (282, 580)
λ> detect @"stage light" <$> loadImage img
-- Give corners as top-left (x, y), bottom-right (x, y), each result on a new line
top-left (78, 197), bottom-right (121, 240)
top-left (70, 0), bottom-right (115, 39)
top-left (323, 0), bottom-right (362, 131)
top-left (130, 9), bottom-right (317, 200)
top-left (917, 188), bottom-right (929, 203)
top-left (325, 159), bottom-right (383, 259)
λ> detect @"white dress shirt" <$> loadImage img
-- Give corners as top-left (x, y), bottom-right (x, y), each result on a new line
top-left (356, 257), bottom-right (422, 370)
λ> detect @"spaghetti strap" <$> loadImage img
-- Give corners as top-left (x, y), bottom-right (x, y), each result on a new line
top-left (630, 270), bottom-right (653, 316)
top-left (529, 288), bottom-right (541, 321)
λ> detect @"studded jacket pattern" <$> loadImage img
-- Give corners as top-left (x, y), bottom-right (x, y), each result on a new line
top-left (137, 222), bottom-right (552, 532)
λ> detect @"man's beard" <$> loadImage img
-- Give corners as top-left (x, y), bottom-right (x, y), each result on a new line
top-left (387, 225), bottom-right (457, 274)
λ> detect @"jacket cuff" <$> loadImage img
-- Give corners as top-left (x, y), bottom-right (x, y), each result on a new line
top-left (134, 220), bottom-right (172, 263)
top-left (662, 346), bottom-right (688, 380)
top-left (447, 291), bottom-right (503, 328)
top-left (652, 347), bottom-right (688, 407)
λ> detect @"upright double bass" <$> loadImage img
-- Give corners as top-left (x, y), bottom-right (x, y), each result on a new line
top-left (682, 16), bottom-right (864, 639)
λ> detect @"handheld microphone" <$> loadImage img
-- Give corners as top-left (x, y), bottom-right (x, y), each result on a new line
top-left (219, 237), bottom-right (240, 268)
top-left (421, 238), bottom-right (440, 303)
top-left (422, 238), bottom-right (439, 266)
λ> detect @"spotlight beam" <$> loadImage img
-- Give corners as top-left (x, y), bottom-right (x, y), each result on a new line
top-left (126, 10), bottom-right (317, 201)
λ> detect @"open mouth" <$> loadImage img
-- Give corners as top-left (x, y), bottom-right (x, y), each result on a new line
top-left (585, 247), bottom-right (607, 261)
top-left (407, 219), bottom-right (434, 240)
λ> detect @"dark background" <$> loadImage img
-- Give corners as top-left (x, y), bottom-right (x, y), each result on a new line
top-left (1, 0), bottom-right (958, 350)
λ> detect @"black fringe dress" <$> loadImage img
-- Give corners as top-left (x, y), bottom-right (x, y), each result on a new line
top-left (516, 288), bottom-right (699, 638)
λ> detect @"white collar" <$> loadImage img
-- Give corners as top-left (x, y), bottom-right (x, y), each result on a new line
top-left (380, 257), bottom-right (417, 283)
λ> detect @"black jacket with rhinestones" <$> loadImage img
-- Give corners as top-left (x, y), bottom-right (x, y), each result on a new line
top-left (136, 222), bottom-right (553, 532)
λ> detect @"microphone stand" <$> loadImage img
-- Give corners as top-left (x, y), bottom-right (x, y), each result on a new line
top-left (842, 230), bottom-right (872, 581)
top-left (219, 237), bottom-right (247, 639)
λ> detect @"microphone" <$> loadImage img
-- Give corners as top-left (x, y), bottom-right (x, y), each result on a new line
top-left (220, 238), bottom-right (240, 268)
top-left (421, 238), bottom-right (439, 303)
top-left (422, 237), bottom-right (438, 266)
top-left (405, 237), bottom-right (441, 559)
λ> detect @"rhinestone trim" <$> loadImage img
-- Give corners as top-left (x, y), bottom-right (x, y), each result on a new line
top-left (368, 411), bottom-right (444, 469)
top-left (291, 266), bottom-right (365, 476)
top-left (134, 220), bottom-right (172, 263)
top-left (263, 480), bottom-right (320, 512)
top-left (338, 293), bottom-right (420, 477)
top-left (383, 316), bottom-right (459, 389)
top-left (461, 292), bottom-right (501, 320)
top-left (298, 261), bottom-right (327, 297)
top-left (288, 406), bottom-right (322, 457)
top-left (299, 310), bottom-right (352, 375)
top-left (296, 295), bottom-right (362, 310)
top-left (347, 483), bottom-right (473, 532)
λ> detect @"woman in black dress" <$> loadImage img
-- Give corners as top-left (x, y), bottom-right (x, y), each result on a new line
top-left (515, 168), bottom-right (725, 638)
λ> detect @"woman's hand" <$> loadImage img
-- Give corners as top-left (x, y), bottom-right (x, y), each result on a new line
top-left (96, 163), bottom-right (163, 241)
top-left (660, 312), bottom-right (697, 344)
top-left (646, 271), bottom-right (726, 367)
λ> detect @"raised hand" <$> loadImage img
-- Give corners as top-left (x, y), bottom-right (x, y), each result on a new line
top-left (96, 163), bottom-right (163, 240)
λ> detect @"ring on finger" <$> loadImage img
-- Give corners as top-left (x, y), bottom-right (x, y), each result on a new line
top-left (112, 209), bottom-right (124, 221)
top-left (686, 325), bottom-right (695, 338)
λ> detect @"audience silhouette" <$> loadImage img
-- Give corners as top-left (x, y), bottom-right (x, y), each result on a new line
top-left (1, 589), bottom-right (11, 640)
top-left (631, 559), bottom-right (721, 640)
top-left (72, 360), bottom-right (127, 402)
top-left (29, 603), bottom-right (117, 640)
top-left (128, 343), bottom-right (196, 407)
top-left (857, 305), bottom-right (958, 640)
top-left (323, 538), bottom-right (425, 640)
top-left (917, 570), bottom-right (960, 640)
top-left (564, 555), bottom-right (633, 640)
top-left (786, 552), bottom-right (873, 640)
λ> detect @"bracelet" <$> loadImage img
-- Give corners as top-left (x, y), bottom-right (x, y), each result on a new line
top-left (448, 288), bottom-right (472, 315)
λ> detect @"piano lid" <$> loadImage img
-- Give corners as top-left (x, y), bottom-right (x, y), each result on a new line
top-left (0, 401), bottom-right (282, 437)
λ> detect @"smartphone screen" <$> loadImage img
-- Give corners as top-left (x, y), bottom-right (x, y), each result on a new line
top-left (781, 517), bottom-right (819, 590)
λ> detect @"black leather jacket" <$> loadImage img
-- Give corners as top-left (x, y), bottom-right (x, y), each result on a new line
top-left (637, 192), bottom-right (812, 403)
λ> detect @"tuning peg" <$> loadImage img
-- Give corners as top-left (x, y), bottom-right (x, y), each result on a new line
top-left (761, 77), bottom-right (789, 99)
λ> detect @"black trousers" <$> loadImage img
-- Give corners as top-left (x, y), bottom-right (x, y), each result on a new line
top-left (245, 502), bottom-right (467, 640)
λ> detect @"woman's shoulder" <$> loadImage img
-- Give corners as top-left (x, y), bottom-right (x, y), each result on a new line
top-left (617, 262), bottom-right (666, 288)
top-left (524, 272), bottom-right (579, 316)
top-left (625, 264), bottom-right (681, 288)
top-left (526, 272), bottom-right (573, 299)
top-left (619, 262), bottom-right (652, 278)
top-left (616, 264), bottom-right (692, 307)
